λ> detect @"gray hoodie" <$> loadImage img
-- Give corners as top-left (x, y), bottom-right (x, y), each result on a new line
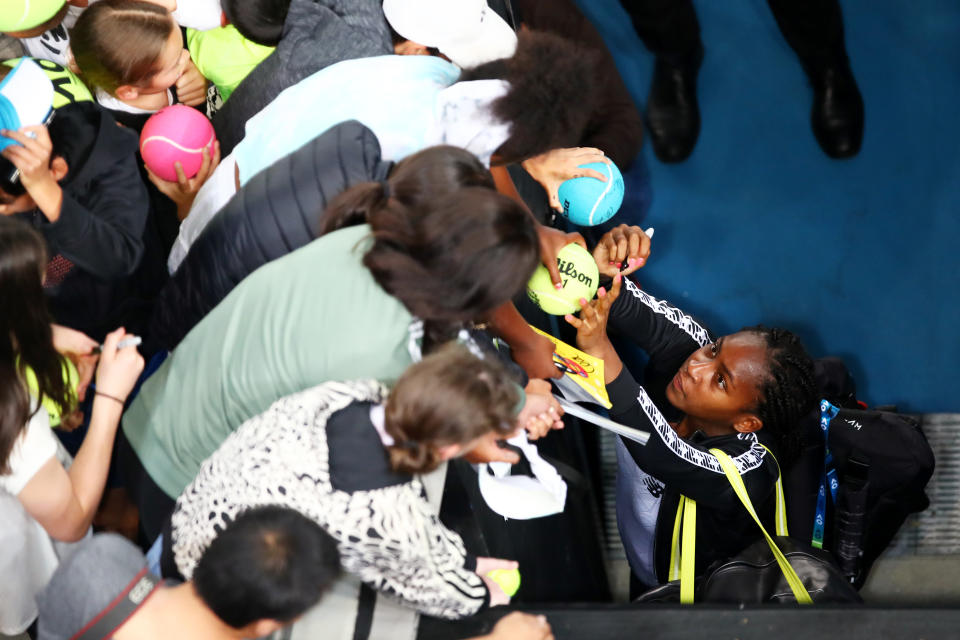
top-left (211, 0), bottom-right (392, 154)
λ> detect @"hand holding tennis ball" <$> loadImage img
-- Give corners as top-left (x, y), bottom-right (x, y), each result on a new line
top-left (476, 557), bottom-right (520, 605)
top-left (521, 146), bottom-right (610, 213)
top-left (527, 243), bottom-right (600, 315)
top-left (487, 568), bottom-right (521, 597)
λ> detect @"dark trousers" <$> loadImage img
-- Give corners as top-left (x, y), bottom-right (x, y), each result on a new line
top-left (117, 428), bottom-right (176, 548)
top-left (618, 0), bottom-right (847, 74)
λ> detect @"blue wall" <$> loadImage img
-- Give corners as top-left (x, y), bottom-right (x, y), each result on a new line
top-left (575, 0), bottom-right (960, 411)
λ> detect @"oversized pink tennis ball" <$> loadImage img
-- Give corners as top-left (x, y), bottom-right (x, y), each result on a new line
top-left (140, 105), bottom-right (216, 182)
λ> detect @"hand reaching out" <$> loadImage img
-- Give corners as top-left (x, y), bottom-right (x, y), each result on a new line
top-left (564, 273), bottom-right (625, 383)
top-left (522, 147), bottom-right (610, 212)
top-left (94, 328), bottom-right (144, 404)
top-left (517, 379), bottom-right (564, 440)
top-left (145, 140), bottom-right (220, 220)
top-left (475, 557), bottom-right (519, 606)
top-left (51, 325), bottom-right (98, 357)
top-left (175, 58), bottom-right (208, 107)
top-left (0, 125), bottom-right (63, 220)
top-left (537, 223), bottom-right (587, 289)
top-left (512, 329), bottom-right (563, 380)
top-left (462, 433), bottom-right (522, 465)
top-left (593, 224), bottom-right (651, 279)
top-left (51, 325), bottom-right (99, 403)
top-left (484, 612), bottom-right (554, 640)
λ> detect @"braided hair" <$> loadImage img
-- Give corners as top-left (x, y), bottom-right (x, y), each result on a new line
top-left (743, 325), bottom-right (818, 468)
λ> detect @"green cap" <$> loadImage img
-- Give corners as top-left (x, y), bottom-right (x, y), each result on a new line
top-left (0, 0), bottom-right (67, 33)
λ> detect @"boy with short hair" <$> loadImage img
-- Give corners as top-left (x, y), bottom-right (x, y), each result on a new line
top-left (36, 505), bottom-right (343, 640)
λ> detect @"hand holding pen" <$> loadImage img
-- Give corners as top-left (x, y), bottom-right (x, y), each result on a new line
top-left (92, 330), bottom-right (144, 407)
top-left (592, 225), bottom-right (654, 279)
top-left (92, 335), bottom-right (142, 355)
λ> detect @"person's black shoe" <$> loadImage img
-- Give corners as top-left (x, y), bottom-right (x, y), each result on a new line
top-left (810, 63), bottom-right (864, 159)
top-left (645, 54), bottom-right (702, 163)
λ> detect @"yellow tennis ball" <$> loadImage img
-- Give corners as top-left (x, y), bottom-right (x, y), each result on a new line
top-left (526, 242), bottom-right (599, 315)
top-left (487, 568), bottom-right (521, 597)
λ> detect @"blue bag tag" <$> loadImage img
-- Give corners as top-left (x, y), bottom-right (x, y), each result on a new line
top-left (812, 399), bottom-right (840, 548)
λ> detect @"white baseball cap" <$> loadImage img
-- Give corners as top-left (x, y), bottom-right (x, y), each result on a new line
top-left (383, 0), bottom-right (518, 69)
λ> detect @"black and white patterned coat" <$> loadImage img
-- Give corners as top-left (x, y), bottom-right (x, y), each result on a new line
top-left (169, 379), bottom-right (489, 619)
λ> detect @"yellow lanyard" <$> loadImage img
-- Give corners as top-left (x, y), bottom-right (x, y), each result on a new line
top-left (667, 445), bottom-right (812, 604)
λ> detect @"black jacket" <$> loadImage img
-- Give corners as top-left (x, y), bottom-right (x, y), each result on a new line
top-left (22, 102), bottom-right (148, 338)
top-left (606, 278), bottom-right (781, 582)
top-left (148, 120), bottom-right (391, 351)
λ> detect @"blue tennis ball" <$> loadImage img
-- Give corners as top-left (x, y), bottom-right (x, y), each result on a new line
top-left (557, 160), bottom-right (624, 227)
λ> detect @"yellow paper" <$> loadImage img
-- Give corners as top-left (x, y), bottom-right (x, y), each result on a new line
top-left (530, 326), bottom-right (611, 409)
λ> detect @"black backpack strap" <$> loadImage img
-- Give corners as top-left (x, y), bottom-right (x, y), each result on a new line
top-left (71, 569), bottom-right (160, 640)
top-left (834, 457), bottom-right (870, 582)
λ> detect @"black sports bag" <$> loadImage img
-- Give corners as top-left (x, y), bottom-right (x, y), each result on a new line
top-left (783, 358), bottom-right (935, 588)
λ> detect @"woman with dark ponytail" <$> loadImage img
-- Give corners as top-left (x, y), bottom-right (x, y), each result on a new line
top-left (168, 344), bottom-right (551, 619)
top-left (0, 218), bottom-right (143, 636)
top-left (156, 121), bottom-right (503, 350)
top-left (326, 183), bottom-right (541, 350)
top-left (321, 136), bottom-right (497, 235)
top-left (564, 224), bottom-right (818, 595)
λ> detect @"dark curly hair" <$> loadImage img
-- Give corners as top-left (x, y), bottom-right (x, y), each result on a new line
top-left (743, 325), bottom-right (818, 468)
top-left (459, 30), bottom-right (599, 165)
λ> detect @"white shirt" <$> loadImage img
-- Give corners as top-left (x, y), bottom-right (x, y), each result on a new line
top-left (166, 152), bottom-right (238, 273)
top-left (615, 437), bottom-right (664, 588)
top-left (94, 87), bottom-right (173, 114)
top-left (0, 406), bottom-right (86, 635)
top-left (171, 0), bottom-right (223, 31)
top-left (20, 6), bottom-right (83, 67)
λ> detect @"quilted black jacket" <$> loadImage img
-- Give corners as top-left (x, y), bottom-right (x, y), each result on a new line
top-left (148, 120), bottom-right (391, 350)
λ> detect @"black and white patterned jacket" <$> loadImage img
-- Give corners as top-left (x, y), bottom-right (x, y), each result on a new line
top-left (169, 379), bottom-right (489, 619)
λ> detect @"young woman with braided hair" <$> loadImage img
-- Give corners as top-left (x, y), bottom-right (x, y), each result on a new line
top-left (567, 225), bottom-right (818, 593)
